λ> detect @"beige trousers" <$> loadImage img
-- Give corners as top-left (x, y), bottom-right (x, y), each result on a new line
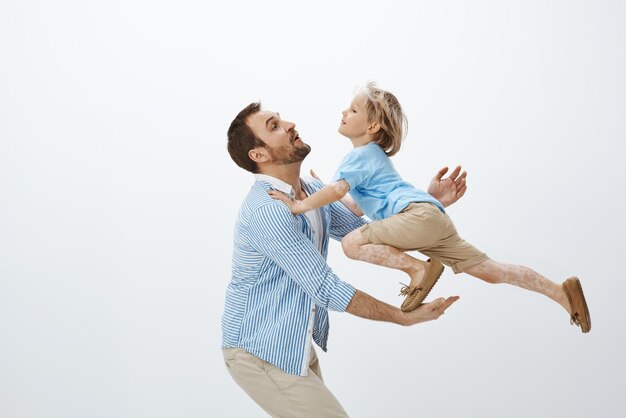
top-left (361, 202), bottom-right (488, 273)
top-left (223, 347), bottom-right (349, 418)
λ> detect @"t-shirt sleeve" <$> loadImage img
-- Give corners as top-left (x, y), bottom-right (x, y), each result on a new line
top-left (331, 150), bottom-right (369, 190)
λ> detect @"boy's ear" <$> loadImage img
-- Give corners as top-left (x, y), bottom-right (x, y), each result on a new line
top-left (248, 147), bottom-right (269, 163)
top-left (367, 122), bottom-right (381, 135)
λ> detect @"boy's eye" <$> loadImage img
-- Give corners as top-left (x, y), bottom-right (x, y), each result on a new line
top-left (352, 109), bottom-right (357, 113)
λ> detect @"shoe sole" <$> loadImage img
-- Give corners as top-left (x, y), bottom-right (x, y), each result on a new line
top-left (563, 276), bottom-right (591, 333)
top-left (401, 259), bottom-right (444, 312)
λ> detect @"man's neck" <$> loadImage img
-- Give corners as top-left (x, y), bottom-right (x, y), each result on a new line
top-left (258, 163), bottom-right (304, 197)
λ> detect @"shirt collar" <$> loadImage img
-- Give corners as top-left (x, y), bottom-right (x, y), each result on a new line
top-left (255, 174), bottom-right (295, 197)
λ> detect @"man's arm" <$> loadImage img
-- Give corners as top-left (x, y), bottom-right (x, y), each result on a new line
top-left (347, 290), bottom-right (459, 326)
top-left (248, 202), bottom-right (358, 312)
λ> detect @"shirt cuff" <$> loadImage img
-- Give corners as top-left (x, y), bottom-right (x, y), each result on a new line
top-left (328, 280), bottom-right (357, 312)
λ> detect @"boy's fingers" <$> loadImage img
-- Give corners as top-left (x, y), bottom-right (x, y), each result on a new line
top-left (455, 171), bottom-right (467, 185)
top-left (448, 165), bottom-right (461, 180)
top-left (310, 169), bottom-right (321, 180)
top-left (434, 166), bottom-right (449, 181)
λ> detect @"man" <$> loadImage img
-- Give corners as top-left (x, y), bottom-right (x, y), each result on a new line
top-left (222, 102), bottom-right (463, 417)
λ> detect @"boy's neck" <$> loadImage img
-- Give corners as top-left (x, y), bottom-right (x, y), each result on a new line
top-left (349, 135), bottom-right (375, 148)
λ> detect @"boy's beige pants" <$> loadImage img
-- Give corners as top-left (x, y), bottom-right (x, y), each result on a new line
top-left (223, 347), bottom-right (349, 417)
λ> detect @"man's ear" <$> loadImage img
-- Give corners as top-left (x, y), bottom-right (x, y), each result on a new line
top-left (248, 147), bottom-right (269, 163)
top-left (367, 122), bottom-right (381, 135)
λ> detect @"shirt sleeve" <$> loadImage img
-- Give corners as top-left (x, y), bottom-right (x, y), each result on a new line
top-left (328, 200), bottom-right (367, 241)
top-left (247, 202), bottom-right (356, 312)
top-left (331, 150), bottom-right (370, 190)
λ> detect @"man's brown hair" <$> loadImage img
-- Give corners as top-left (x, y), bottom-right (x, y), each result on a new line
top-left (227, 102), bottom-right (265, 173)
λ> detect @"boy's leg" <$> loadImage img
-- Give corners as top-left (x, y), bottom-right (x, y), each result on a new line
top-left (342, 203), bottom-right (451, 289)
top-left (223, 348), bottom-right (349, 418)
top-left (463, 259), bottom-right (571, 312)
top-left (342, 203), bottom-right (452, 310)
top-left (342, 227), bottom-right (429, 288)
top-left (414, 220), bottom-right (591, 333)
top-left (342, 227), bottom-right (445, 311)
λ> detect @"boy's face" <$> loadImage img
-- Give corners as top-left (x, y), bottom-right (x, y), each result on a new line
top-left (338, 93), bottom-right (371, 139)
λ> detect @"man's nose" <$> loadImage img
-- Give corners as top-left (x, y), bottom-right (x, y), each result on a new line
top-left (283, 121), bottom-right (295, 131)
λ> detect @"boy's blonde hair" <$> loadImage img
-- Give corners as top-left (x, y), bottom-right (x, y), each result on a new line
top-left (361, 82), bottom-right (408, 157)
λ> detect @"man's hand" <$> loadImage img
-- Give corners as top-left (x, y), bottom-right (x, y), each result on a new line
top-left (400, 296), bottom-right (460, 326)
top-left (427, 166), bottom-right (467, 208)
top-left (346, 290), bottom-right (459, 326)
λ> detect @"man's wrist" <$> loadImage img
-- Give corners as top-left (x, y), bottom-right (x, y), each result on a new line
top-left (394, 310), bottom-right (406, 326)
top-left (347, 290), bottom-right (407, 325)
top-left (394, 309), bottom-right (412, 326)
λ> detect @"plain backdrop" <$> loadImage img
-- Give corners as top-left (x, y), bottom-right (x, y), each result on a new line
top-left (1, 1), bottom-right (625, 417)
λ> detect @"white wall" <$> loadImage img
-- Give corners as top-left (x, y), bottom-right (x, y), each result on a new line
top-left (1, 1), bottom-right (625, 417)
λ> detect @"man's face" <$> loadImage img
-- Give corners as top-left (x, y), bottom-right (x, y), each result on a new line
top-left (247, 110), bottom-right (311, 165)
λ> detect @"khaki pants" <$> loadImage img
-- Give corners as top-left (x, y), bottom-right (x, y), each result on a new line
top-left (361, 202), bottom-right (488, 273)
top-left (223, 347), bottom-right (349, 418)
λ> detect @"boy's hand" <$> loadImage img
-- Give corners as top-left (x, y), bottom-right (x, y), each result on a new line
top-left (427, 165), bottom-right (467, 207)
top-left (309, 169), bottom-right (322, 182)
top-left (268, 190), bottom-right (304, 215)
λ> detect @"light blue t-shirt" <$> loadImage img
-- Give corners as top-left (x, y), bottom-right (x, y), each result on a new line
top-left (331, 142), bottom-right (445, 221)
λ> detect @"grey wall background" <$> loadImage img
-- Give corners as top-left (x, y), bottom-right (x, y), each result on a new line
top-left (1, 1), bottom-right (625, 417)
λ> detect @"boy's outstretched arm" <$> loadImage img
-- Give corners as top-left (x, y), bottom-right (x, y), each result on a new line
top-left (309, 169), bottom-right (364, 217)
top-left (269, 179), bottom-right (351, 215)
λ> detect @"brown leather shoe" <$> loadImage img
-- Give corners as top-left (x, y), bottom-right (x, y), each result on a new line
top-left (563, 277), bottom-right (591, 333)
top-left (400, 259), bottom-right (445, 312)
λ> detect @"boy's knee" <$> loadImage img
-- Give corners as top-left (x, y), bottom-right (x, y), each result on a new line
top-left (341, 234), bottom-right (359, 260)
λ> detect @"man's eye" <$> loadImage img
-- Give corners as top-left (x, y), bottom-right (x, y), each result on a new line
top-left (272, 124), bottom-right (278, 130)
top-left (352, 109), bottom-right (357, 113)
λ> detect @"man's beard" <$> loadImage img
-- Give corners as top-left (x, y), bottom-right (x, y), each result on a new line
top-left (266, 141), bottom-right (311, 165)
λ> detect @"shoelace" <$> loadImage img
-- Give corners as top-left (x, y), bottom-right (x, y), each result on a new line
top-left (398, 282), bottom-right (423, 297)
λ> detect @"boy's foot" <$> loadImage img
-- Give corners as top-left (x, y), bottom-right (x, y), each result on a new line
top-left (562, 277), bottom-right (591, 333)
top-left (400, 259), bottom-right (444, 312)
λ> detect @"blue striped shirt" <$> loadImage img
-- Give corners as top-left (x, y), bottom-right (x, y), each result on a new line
top-left (222, 175), bottom-right (366, 376)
